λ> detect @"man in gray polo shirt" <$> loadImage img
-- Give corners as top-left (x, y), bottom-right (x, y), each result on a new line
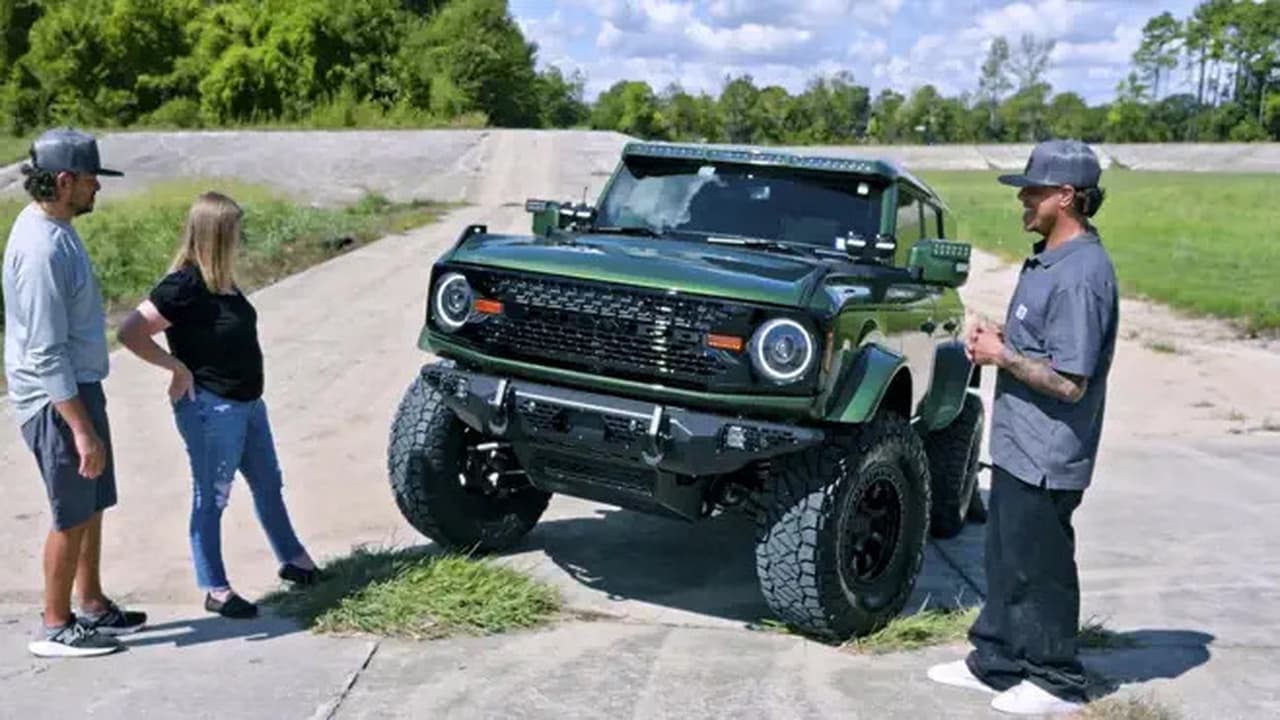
top-left (927, 139), bottom-right (1118, 715)
top-left (3, 128), bottom-right (146, 657)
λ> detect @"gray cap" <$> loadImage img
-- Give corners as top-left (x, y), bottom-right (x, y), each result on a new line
top-left (28, 128), bottom-right (123, 177)
top-left (997, 138), bottom-right (1099, 189)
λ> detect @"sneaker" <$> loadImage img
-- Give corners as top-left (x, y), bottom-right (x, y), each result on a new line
top-left (205, 592), bottom-right (258, 619)
top-left (991, 681), bottom-right (1085, 715)
top-left (927, 659), bottom-right (1000, 695)
top-left (78, 601), bottom-right (147, 636)
top-left (28, 618), bottom-right (122, 658)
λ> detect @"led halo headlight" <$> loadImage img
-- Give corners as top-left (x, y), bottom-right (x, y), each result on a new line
top-left (432, 272), bottom-right (474, 332)
top-left (749, 318), bottom-right (815, 383)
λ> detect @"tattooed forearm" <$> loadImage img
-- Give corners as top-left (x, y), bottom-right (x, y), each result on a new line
top-left (998, 348), bottom-right (1088, 403)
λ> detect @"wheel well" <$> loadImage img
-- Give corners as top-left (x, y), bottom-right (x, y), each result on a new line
top-left (880, 369), bottom-right (912, 419)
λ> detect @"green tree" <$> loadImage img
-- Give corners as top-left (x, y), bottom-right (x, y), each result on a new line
top-left (1133, 11), bottom-right (1182, 99)
top-left (397, 0), bottom-right (540, 126)
top-left (536, 65), bottom-right (588, 128)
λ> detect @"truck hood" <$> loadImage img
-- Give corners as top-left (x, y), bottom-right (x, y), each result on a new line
top-left (447, 232), bottom-right (829, 308)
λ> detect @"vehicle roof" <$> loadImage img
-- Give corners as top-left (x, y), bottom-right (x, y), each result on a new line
top-left (621, 140), bottom-right (946, 206)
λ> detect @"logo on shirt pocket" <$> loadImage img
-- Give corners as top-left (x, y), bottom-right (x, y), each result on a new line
top-left (1015, 304), bottom-right (1028, 321)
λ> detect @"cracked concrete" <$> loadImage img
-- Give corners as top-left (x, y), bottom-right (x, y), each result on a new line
top-left (1, 129), bottom-right (1278, 718)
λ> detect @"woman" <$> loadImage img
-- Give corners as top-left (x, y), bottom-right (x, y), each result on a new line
top-left (118, 191), bottom-right (320, 619)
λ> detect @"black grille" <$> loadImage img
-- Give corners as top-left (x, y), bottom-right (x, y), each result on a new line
top-left (458, 269), bottom-right (755, 389)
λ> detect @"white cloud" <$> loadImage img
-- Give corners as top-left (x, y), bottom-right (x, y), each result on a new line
top-left (706, 0), bottom-right (903, 28)
top-left (519, 0), bottom-right (1202, 104)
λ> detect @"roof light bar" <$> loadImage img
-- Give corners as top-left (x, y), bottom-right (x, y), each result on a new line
top-left (622, 142), bottom-right (886, 175)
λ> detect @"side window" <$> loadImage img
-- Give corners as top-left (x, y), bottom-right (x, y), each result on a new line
top-left (895, 185), bottom-right (923, 265)
top-left (928, 204), bottom-right (944, 238)
top-left (895, 187), bottom-right (923, 242)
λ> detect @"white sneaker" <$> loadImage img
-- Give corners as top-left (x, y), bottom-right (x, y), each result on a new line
top-left (926, 659), bottom-right (999, 695)
top-left (991, 681), bottom-right (1084, 715)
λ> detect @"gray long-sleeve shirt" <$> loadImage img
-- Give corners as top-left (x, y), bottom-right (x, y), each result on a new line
top-left (3, 203), bottom-right (109, 427)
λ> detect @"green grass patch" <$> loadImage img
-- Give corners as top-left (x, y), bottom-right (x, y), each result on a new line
top-left (0, 132), bottom-right (36, 165)
top-left (1080, 616), bottom-right (1139, 650)
top-left (844, 606), bottom-right (980, 654)
top-left (262, 546), bottom-right (561, 640)
top-left (920, 169), bottom-right (1280, 336)
top-left (0, 179), bottom-right (449, 323)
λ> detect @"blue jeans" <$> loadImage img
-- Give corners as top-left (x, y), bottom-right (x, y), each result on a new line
top-left (172, 388), bottom-right (307, 591)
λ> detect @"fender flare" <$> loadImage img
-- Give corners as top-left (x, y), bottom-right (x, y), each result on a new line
top-left (822, 342), bottom-right (912, 424)
top-left (917, 339), bottom-right (979, 433)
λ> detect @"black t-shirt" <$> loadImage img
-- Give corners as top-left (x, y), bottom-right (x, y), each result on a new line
top-left (148, 264), bottom-right (264, 401)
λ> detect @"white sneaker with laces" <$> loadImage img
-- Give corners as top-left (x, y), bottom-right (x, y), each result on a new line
top-left (991, 681), bottom-right (1084, 715)
top-left (926, 659), bottom-right (999, 695)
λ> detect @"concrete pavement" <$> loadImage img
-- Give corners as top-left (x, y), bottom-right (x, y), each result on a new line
top-left (2, 129), bottom-right (1278, 719)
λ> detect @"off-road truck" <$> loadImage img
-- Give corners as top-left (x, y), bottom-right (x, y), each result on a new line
top-left (387, 141), bottom-right (986, 642)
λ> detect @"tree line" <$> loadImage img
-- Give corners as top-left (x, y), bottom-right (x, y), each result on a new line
top-left (1, 0), bottom-right (1275, 144)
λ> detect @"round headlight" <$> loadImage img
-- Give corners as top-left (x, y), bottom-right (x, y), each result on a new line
top-left (433, 272), bottom-right (473, 332)
top-left (750, 318), bottom-right (814, 383)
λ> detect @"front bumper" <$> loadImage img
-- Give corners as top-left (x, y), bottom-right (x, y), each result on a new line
top-left (421, 364), bottom-right (825, 519)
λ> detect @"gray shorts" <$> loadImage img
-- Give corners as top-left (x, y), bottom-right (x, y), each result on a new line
top-left (20, 382), bottom-right (118, 531)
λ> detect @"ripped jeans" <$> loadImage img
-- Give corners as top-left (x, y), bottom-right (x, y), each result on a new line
top-left (172, 387), bottom-right (306, 591)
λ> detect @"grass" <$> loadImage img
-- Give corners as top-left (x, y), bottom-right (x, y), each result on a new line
top-left (0, 132), bottom-right (35, 165)
top-left (1080, 616), bottom-right (1139, 650)
top-left (1079, 695), bottom-right (1184, 720)
top-left (262, 545), bottom-right (562, 640)
top-left (920, 169), bottom-right (1280, 336)
top-left (0, 178), bottom-right (449, 325)
top-left (844, 606), bottom-right (980, 654)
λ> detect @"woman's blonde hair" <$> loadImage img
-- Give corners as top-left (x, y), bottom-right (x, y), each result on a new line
top-left (169, 191), bottom-right (243, 294)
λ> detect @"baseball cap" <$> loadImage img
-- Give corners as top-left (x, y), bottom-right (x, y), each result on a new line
top-left (28, 127), bottom-right (123, 177)
top-left (997, 138), bottom-right (1099, 189)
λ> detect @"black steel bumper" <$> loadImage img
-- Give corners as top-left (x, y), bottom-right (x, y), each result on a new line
top-left (421, 364), bottom-right (825, 519)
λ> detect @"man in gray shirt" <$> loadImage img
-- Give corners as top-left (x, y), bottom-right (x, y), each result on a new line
top-left (3, 128), bottom-right (146, 657)
top-left (927, 139), bottom-right (1118, 715)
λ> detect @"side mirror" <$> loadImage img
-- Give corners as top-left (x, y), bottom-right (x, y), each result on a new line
top-left (526, 198), bottom-right (596, 236)
top-left (907, 238), bottom-right (971, 287)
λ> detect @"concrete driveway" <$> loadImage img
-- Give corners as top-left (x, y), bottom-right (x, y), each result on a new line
top-left (2, 130), bottom-right (1277, 719)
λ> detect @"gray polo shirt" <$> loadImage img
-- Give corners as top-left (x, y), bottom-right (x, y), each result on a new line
top-left (3, 203), bottom-right (110, 427)
top-left (989, 229), bottom-right (1118, 491)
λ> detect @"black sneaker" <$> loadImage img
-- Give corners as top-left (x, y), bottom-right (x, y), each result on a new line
top-left (205, 593), bottom-right (258, 619)
top-left (29, 617), bottom-right (123, 658)
top-left (278, 563), bottom-right (324, 586)
top-left (78, 601), bottom-right (147, 636)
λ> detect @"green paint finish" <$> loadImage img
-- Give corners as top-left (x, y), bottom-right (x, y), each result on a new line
top-left (450, 232), bottom-right (827, 307)
top-left (917, 340), bottom-right (977, 432)
top-left (821, 342), bottom-right (909, 423)
top-left (421, 332), bottom-right (819, 419)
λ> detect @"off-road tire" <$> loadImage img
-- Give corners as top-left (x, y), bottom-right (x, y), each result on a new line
top-left (387, 370), bottom-right (550, 553)
top-left (923, 391), bottom-right (985, 539)
top-left (753, 412), bottom-right (931, 642)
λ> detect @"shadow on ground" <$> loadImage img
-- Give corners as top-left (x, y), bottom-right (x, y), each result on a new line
top-left (517, 505), bottom-right (987, 632)
top-left (1083, 629), bottom-right (1216, 699)
top-left (118, 612), bottom-right (310, 649)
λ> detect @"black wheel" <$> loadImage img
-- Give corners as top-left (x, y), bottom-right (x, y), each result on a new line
top-left (387, 367), bottom-right (551, 553)
top-left (753, 412), bottom-right (931, 642)
top-left (923, 392), bottom-right (984, 539)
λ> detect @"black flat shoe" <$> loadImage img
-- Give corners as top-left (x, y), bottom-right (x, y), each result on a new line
top-left (205, 593), bottom-right (258, 619)
top-left (279, 563), bottom-right (323, 586)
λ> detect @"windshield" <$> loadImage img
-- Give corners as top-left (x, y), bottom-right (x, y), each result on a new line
top-left (595, 157), bottom-right (884, 247)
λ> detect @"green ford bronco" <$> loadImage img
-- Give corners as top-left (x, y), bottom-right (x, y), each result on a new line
top-left (388, 141), bottom-right (987, 642)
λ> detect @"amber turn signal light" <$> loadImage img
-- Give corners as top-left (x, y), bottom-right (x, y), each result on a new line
top-left (473, 298), bottom-right (503, 315)
top-left (706, 333), bottom-right (744, 352)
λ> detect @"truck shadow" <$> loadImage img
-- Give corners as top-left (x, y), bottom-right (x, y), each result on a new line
top-left (521, 504), bottom-right (986, 631)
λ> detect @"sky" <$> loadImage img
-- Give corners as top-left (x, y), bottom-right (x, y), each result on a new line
top-left (509, 0), bottom-right (1205, 105)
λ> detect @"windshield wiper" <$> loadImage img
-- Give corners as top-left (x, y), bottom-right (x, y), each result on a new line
top-left (705, 235), bottom-right (851, 260)
top-left (591, 224), bottom-right (663, 237)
